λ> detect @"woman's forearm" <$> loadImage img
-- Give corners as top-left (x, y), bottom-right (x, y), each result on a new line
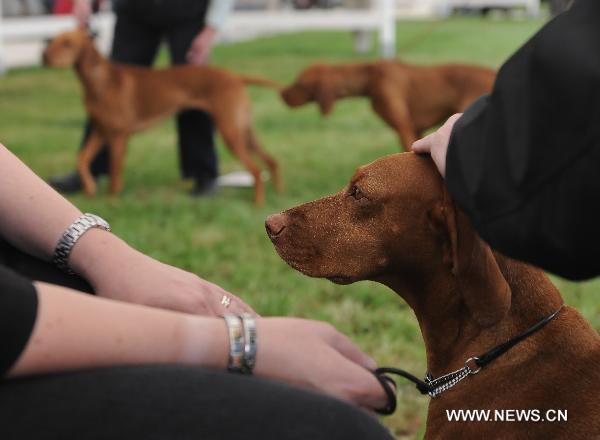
top-left (8, 282), bottom-right (228, 377)
top-left (0, 144), bottom-right (254, 315)
top-left (0, 144), bottom-right (82, 260)
top-left (0, 143), bottom-right (143, 289)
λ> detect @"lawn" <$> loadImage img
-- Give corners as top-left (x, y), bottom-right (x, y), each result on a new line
top-left (1, 16), bottom-right (599, 438)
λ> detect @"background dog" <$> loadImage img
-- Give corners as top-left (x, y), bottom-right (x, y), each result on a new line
top-left (44, 30), bottom-right (282, 205)
top-left (281, 61), bottom-right (495, 150)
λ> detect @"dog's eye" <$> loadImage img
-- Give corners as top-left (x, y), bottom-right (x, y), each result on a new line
top-left (349, 185), bottom-right (365, 200)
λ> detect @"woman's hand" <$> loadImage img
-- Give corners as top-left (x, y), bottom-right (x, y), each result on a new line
top-left (187, 27), bottom-right (217, 65)
top-left (69, 229), bottom-right (256, 317)
top-left (254, 318), bottom-right (388, 411)
top-left (95, 251), bottom-right (257, 317)
top-left (412, 113), bottom-right (462, 177)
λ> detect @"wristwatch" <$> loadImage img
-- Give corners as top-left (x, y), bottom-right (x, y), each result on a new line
top-left (52, 213), bottom-right (111, 274)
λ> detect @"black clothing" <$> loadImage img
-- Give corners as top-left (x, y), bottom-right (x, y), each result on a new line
top-left (1, 365), bottom-right (394, 440)
top-left (0, 265), bottom-right (37, 376)
top-left (0, 238), bottom-right (93, 376)
top-left (446, 0), bottom-right (600, 280)
top-left (88, 0), bottom-right (218, 182)
top-left (113, 0), bottom-right (209, 24)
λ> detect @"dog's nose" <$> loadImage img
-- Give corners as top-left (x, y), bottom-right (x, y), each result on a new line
top-left (265, 213), bottom-right (287, 238)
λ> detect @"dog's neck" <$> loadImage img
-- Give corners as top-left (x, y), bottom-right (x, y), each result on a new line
top-left (331, 64), bottom-right (373, 97)
top-left (379, 255), bottom-right (563, 377)
top-left (74, 41), bottom-right (113, 101)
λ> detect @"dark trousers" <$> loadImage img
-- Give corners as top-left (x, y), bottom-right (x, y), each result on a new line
top-left (88, 11), bottom-right (218, 181)
top-left (0, 365), bottom-right (393, 440)
top-left (0, 240), bottom-right (393, 440)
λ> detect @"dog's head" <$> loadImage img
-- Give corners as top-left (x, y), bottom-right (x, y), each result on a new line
top-left (266, 153), bottom-right (511, 327)
top-left (43, 29), bottom-right (93, 67)
top-left (281, 64), bottom-right (337, 116)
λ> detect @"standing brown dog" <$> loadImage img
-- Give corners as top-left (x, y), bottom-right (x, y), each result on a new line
top-left (266, 153), bottom-right (600, 439)
top-left (43, 30), bottom-right (282, 205)
top-left (281, 61), bottom-right (495, 150)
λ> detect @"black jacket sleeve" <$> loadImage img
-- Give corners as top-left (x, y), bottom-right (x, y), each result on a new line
top-left (446, 0), bottom-right (600, 280)
top-left (0, 264), bottom-right (38, 376)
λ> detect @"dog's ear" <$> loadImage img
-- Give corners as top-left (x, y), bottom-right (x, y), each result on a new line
top-left (429, 187), bottom-right (511, 327)
top-left (77, 34), bottom-right (101, 66)
top-left (315, 77), bottom-right (336, 116)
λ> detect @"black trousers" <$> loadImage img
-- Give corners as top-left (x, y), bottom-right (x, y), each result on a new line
top-left (0, 240), bottom-right (393, 439)
top-left (88, 9), bottom-right (218, 181)
top-left (0, 365), bottom-right (393, 440)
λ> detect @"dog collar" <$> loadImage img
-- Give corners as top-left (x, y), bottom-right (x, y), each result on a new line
top-left (374, 304), bottom-right (564, 415)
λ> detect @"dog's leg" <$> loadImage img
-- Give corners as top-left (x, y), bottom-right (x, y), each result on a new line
top-left (247, 127), bottom-right (283, 193)
top-left (220, 126), bottom-right (265, 205)
top-left (78, 129), bottom-right (104, 196)
top-left (107, 134), bottom-right (129, 195)
top-left (371, 98), bottom-right (418, 151)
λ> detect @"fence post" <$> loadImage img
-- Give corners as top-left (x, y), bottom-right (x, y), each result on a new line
top-left (0, 0), bottom-right (5, 75)
top-left (379, 0), bottom-right (395, 58)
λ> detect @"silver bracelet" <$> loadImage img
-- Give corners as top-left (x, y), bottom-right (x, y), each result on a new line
top-left (242, 313), bottom-right (257, 374)
top-left (52, 213), bottom-right (111, 274)
top-left (224, 314), bottom-right (245, 373)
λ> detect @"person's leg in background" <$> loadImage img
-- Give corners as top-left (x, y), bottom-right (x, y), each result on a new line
top-left (167, 20), bottom-right (220, 197)
top-left (49, 12), bottom-right (162, 192)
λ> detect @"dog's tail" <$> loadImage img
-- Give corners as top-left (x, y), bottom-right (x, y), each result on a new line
top-left (241, 76), bottom-right (283, 91)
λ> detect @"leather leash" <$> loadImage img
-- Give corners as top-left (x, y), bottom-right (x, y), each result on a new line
top-left (374, 304), bottom-right (564, 415)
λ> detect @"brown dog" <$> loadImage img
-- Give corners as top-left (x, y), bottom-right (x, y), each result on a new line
top-left (266, 153), bottom-right (600, 438)
top-left (43, 30), bottom-right (282, 205)
top-left (281, 61), bottom-right (495, 150)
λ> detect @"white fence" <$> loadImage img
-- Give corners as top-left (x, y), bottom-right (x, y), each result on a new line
top-left (0, 0), bottom-right (396, 71)
top-left (0, 0), bottom-right (540, 72)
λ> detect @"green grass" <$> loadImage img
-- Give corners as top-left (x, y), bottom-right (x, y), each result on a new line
top-left (1, 16), bottom-right (599, 437)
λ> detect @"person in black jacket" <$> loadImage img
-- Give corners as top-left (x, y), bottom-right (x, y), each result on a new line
top-left (50, 0), bottom-right (235, 196)
top-left (412, 0), bottom-right (600, 281)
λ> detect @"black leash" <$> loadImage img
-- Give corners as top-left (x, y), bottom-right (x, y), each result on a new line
top-left (374, 305), bottom-right (564, 415)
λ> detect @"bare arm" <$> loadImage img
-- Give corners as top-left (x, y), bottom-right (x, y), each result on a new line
top-left (0, 144), bottom-right (254, 316)
top-left (187, 0), bottom-right (235, 65)
top-left (6, 281), bottom-right (387, 411)
top-left (0, 145), bottom-right (82, 260)
top-left (8, 282), bottom-right (227, 377)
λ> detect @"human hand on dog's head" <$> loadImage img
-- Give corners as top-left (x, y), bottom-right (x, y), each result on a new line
top-left (412, 113), bottom-right (462, 177)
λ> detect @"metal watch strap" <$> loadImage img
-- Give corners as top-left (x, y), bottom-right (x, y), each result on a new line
top-left (53, 213), bottom-right (111, 274)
